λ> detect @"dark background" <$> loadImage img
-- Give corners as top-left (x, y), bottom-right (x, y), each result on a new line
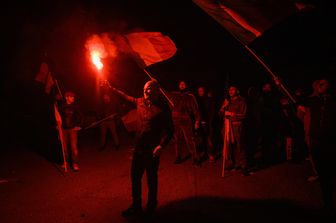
top-left (2, 0), bottom-right (336, 145)
top-left (3, 1), bottom-right (336, 94)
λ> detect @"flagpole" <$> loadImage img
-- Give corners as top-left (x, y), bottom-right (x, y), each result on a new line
top-left (54, 103), bottom-right (68, 172)
top-left (221, 74), bottom-right (230, 178)
top-left (50, 75), bottom-right (68, 172)
top-left (221, 118), bottom-right (230, 178)
top-left (54, 79), bottom-right (63, 99)
top-left (231, 32), bottom-right (297, 104)
top-left (221, 122), bottom-right (226, 177)
top-left (243, 45), bottom-right (296, 104)
top-left (143, 68), bottom-right (175, 108)
top-left (83, 113), bottom-right (117, 130)
top-left (192, 0), bottom-right (297, 104)
top-left (232, 32), bottom-right (297, 104)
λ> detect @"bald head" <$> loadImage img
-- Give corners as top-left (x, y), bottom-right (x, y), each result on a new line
top-left (143, 80), bottom-right (160, 101)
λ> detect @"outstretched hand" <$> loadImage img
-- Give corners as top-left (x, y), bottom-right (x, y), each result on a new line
top-left (223, 99), bottom-right (229, 108)
top-left (194, 121), bottom-right (200, 130)
top-left (74, 126), bottom-right (81, 131)
top-left (153, 145), bottom-right (163, 157)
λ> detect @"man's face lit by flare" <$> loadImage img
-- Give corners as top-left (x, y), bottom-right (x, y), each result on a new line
top-left (228, 86), bottom-right (238, 97)
top-left (65, 92), bottom-right (75, 104)
top-left (179, 81), bottom-right (187, 91)
top-left (198, 87), bottom-right (205, 97)
top-left (143, 81), bottom-right (160, 101)
top-left (65, 95), bottom-right (75, 104)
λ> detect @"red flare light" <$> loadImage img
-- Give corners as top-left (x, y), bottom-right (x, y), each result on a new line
top-left (91, 51), bottom-right (103, 70)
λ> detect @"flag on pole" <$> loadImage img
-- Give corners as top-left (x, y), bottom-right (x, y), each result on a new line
top-left (35, 61), bottom-right (68, 171)
top-left (193, 0), bottom-right (312, 45)
top-left (54, 102), bottom-right (62, 126)
top-left (125, 32), bottom-right (177, 67)
top-left (35, 62), bottom-right (55, 94)
top-left (54, 101), bottom-right (69, 172)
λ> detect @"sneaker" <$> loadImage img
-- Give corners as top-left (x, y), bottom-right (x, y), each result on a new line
top-left (192, 158), bottom-right (202, 167)
top-left (208, 155), bottom-right (215, 163)
top-left (174, 157), bottom-right (182, 164)
top-left (121, 206), bottom-right (143, 218)
top-left (234, 166), bottom-right (242, 171)
top-left (61, 163), bottom-right (68, 169)
top-left (307, 175), bottom-right (319, 182)
top-left (72, 163), bottom-right (80, 172)
top-left (225, 165), bottom-right (234, 171)
top-left (241, 169), bottom-right (251, 176)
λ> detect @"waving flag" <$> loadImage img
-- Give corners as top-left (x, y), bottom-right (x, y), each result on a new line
top-left (193, 0), bottom-right (311, 45)
top-left (125, 32), bottom-right (177, 67)
top-left (86, 32), bottom-right (177, 68)
top-left (35, 62), bottom-right (54, 94)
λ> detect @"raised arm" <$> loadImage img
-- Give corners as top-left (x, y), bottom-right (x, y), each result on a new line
top-left (110, 87), bottom-right (136, 105)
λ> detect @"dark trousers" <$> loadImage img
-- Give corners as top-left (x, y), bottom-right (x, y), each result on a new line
top-left (61, 129), bottom-right (79, 164)
top-left (174, 119), bottom-right (198, 160)
top-left (100, 120), bottom-right (119, 147)
top-left (311, 139), bottom-right (336, 210)
top-left (197, 122), bottom-right (214, 156)
top-left (230, 123), bottom-right (248, 169)
top-left (131, 151), bottom-right (160, 210)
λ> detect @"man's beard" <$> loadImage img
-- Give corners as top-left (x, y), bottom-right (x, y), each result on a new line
top-left (144, 93), bottom-right (158, 101)
top-left (179, 89), bottom-right (187, 93)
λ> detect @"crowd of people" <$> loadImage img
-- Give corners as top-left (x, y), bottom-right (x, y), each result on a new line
top-left (53, 78), bottom-right (335, 217)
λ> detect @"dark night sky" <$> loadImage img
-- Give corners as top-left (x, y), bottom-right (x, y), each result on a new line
top-left (2, 0), bottom-right (336, 125)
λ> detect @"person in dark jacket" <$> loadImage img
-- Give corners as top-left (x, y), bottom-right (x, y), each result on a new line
top-left (219, 85), bottom-right (250, 176)
top-left (111, 80), bottom-right (174, 217)
top-left (58, 91), bottom-right (82, 172)
top-left (304, 79), bottom-right (336, 213)
top-left (169, 81), bottom-right (201, 165)
top-left (196, 86), bottom-right (217, 162)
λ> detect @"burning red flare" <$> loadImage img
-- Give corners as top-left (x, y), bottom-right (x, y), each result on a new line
top-left (85, 34), bottom-right (118, 72)
top-left (91, 51), bottom-right (103, 70)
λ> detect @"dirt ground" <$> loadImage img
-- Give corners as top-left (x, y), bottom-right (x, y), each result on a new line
top-left (1, 131), bottom-right (335, 223)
